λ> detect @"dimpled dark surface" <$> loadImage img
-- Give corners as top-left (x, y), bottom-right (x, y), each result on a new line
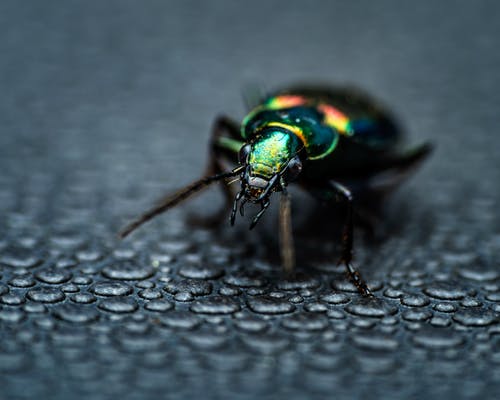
top-left (1, 1), bottom-right (500, 399)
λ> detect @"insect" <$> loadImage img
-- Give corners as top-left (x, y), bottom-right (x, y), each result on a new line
top-left (120, 85), bottom-right (432, 296)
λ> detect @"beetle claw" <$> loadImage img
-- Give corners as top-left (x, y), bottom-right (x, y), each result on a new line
top-left (249, 200), bottom-right (270, 230)
top-left (340, 260), bottom-right (373, 297)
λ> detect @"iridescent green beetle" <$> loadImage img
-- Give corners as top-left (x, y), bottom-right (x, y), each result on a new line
top-left (120, 85), bottom-right (432, 296)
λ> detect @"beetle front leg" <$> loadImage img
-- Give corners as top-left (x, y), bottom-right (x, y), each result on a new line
top-left (279, 189), bottom-right (295, 277)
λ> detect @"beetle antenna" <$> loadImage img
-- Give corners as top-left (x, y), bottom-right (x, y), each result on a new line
top-left (119, 168), bottom-right (242, 239)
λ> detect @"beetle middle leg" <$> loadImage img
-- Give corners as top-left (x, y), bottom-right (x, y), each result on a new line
top-left (306, 181), bottom-right (373, 296)
top-left (188, 115), bottom-right (244, 226)
top-left (119, 116), bottom-right (242, 238)
top-left (207, 115), bottom-right (243, 203)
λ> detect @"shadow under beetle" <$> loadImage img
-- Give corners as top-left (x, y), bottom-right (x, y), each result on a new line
top-left (120, 85), bottom-right (432, 296)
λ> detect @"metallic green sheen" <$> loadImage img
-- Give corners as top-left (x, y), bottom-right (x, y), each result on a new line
top-left (249, 129), bottom-right (302, 178)
top-left (242, 107), bottom-right (339, 160)
top-left (236, 86), bottom-right (405, 180)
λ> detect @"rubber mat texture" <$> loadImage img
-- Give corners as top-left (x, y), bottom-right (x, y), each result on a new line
top-left (1, 1), bottom-right (499, 399)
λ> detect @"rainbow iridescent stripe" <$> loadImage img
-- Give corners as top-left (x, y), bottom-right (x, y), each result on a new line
top-left (264, 95), bottom-right (307, 110)
top-left (265, 95), bottom-right (353, 136)
top-left (317, 104), bottom-right (354, 136)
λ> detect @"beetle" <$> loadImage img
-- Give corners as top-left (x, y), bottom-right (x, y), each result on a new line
top-left (120, 85), bottom-right (432, 296)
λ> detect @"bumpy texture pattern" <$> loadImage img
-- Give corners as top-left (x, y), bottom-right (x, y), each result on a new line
top-left (1, 1), bottom-right (499, 399)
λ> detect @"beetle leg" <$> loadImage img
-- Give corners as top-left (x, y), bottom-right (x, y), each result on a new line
top-left (363, 142), bottom-right (433, 198)
top-left (249, 200), bottom-right (270, 230)
top-left (230, 190), bottom-right (243, 226)
top-left (302, 179), bottom-right (373, 296)
top-left (330, 182), bottom-right (354, 261)
top-left (239, 197), bottom-right (247, 216)
top-left (188, 115), bottom-right (243, 227)
top-left (329, 181), bottom-right (373, 296)
top-left (279, 189), bottom-right (295, 277)
top-left (120, 116), bottom-right (242, 237)
top-left (207, 115), bottom-right (242, 173)
top-left (207, 115), bottom-right (243, 205)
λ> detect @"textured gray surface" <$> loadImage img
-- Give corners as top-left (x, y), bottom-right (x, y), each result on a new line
top-left (1, 1), bottom-right (500, 399)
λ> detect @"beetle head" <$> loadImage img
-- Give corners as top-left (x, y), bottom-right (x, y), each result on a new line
top-left (230, 127), bottom-right (303, 229)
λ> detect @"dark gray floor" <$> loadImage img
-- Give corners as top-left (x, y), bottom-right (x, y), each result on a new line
top-left (1, 1), bottom-right (500, 399)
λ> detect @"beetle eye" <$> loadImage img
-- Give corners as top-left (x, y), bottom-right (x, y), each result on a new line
top-left (284, 156), bottom-right (302, 182)
top-left (238, 144), bottom-right (251, 165)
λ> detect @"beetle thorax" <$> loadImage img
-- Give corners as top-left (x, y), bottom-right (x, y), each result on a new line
top-left (249, 132), bottom-right (292, 176)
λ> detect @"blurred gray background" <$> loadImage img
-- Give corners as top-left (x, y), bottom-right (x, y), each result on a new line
top-left (1, 1), bottom-right (499, 399)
